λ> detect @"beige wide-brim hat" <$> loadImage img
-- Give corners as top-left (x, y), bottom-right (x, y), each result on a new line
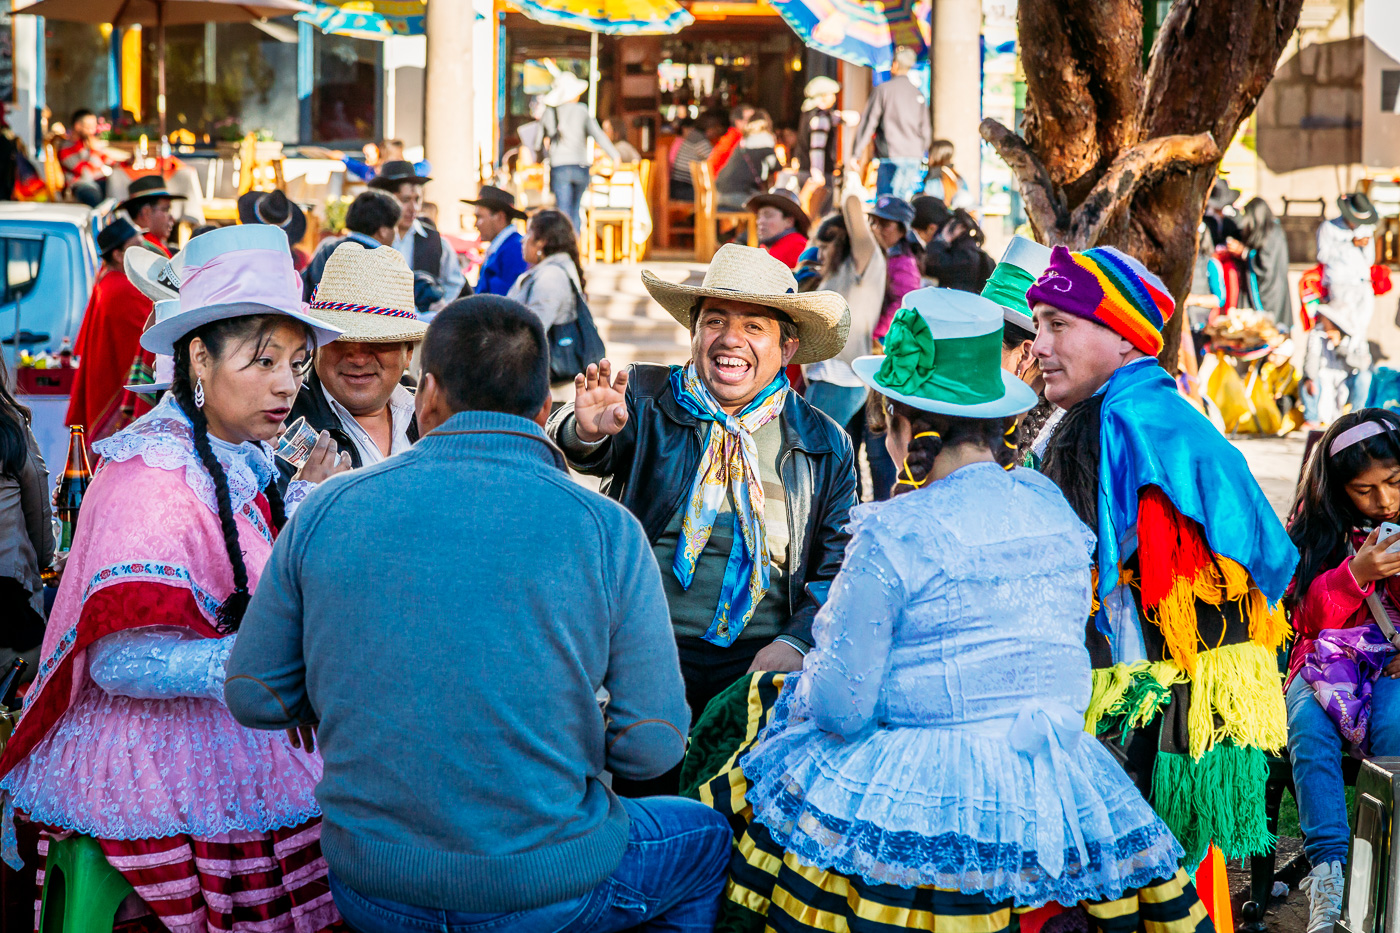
top-left (307, 242), bottom-right (429, 343)
top-left (542, 72), bottom-right (590, 108)
top-left (642, 244), bottom-right (850, 366)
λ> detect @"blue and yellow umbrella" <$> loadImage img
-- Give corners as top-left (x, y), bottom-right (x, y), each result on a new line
top-left (767, 0), bottom-right (930, 70)
top-left (297, 0), bottom-right (426, 38)
top-left (506, 0), bottom-right (693, 35)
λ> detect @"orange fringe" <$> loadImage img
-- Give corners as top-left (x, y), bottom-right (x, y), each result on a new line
top-left (1132, 486), bottom-right (1289, 676)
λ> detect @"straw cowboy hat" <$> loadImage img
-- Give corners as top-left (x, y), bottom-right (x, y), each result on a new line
top-left (854, 288), bottom-right (1038, 419)
top-left (641, 243), bottom-right (850, 366)
top-left (307, 242), bottom-right (428, 343)
top-left (542, 72), bottom-right (590, 108)
top-left (142, 224), bottom-right (341, 355)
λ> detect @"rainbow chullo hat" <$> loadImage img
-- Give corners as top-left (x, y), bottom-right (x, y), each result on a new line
top-left (1025, 245), bottom-right (1175, 356)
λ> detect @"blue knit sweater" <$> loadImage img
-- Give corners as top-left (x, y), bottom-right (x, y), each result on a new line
top-left (226, 410), bottom-right (688, 912)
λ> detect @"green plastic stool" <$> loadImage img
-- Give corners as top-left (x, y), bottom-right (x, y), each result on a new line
top-left (37, 834), bottom-right (134, 933)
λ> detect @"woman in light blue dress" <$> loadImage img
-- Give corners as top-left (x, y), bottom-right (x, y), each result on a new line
top-left (693, 288), bottom-right (1211, 933)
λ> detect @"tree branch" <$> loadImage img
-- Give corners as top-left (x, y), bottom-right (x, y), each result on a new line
top-left (979, 118), bottom-right (1069, 242)
top-left (1069, 132), bottom-right (1220, 247)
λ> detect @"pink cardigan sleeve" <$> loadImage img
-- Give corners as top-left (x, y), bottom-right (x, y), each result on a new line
top-left (1294, 560), bottom-right (1373, 637)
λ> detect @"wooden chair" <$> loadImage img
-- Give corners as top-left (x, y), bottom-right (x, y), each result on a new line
top-left (653, 137), bottom-right (694, 250)
top-left (584, 161), bottom-right (649, 264)
top-left (690, 160), bottom-right (756, 262)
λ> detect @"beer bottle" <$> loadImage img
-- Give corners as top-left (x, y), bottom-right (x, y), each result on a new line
top-left (0, 658), bottom-right (26, 711)
top-left (56, 425), bottom-right (92, 552)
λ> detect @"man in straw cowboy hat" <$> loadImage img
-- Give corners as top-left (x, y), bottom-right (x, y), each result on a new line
top-left (369, 159), bottom-right (467, 315)
top-left (280, 241), bottom-right (428, 487)
top-left (549, 243), bottom-right (858, 788)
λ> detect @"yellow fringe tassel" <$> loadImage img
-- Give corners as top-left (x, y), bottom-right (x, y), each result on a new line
top-left (1186, 642), bottom-right (1288, 759)
top-left (1083, 644), bottom-right (1286, 760)
top-left (1141, 556), bottom-right (1291, 677)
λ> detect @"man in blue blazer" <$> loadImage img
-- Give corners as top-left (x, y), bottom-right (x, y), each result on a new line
top-left (465, 186), bottom-right (529, 296)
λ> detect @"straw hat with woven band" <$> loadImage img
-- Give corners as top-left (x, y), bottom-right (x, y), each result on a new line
top-left (641, 243), bottom-right (850, 366)
top-left (307, 242), bottom-right (428, 343)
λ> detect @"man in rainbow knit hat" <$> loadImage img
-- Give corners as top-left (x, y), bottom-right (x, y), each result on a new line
top-left (1028, 244), bottom-right (1299, 868)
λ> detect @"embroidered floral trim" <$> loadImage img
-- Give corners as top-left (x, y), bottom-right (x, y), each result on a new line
top-left (84, 562), bottom-right (222, 620)
top-left (94, 396), bottom-right (276, 523)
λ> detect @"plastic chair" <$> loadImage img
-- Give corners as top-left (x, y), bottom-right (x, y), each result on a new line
top-left (38, 834), bottom-right (134, 933)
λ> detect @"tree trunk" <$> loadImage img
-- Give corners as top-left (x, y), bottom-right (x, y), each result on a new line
top-left (982, 0), bottom-right (1304, 370)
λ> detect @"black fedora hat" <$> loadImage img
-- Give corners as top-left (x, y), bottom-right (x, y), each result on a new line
top-left (368, 159), bottom-right (432, 190)
top-left (1338, 192), bottom-right (1379, 227)
top-left (96, 218), bottom-right (141, 258)
top-left (746, 188), bottom-right (811, 234)
top-left (461, 185), bottom-right (528, 221)
top-left (237, 188), bottom-right (308, 246)
top-left (1207, 178), bottom-right (1240, 211)
top-left (120, 174), bottom-right (187, 216)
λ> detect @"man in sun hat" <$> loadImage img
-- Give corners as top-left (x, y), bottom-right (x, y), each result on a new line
top-left (464, 185), bottom-right (530, 297)
top-left (549, 244), bottom-right (858, 792)
top-left (1029, 244), bottom-right (1298, 873)
top-left (370, 159), bottom-right (467, 314)
top-left (746, 187), bottom-right (810, 270)
top-left (1317, 191), bottom-right (1380, 410)
top-left (120, 174), bottom-right (187, 257)
top-left (279, 241), bottom-right (428, 485)
top-left (65, 218), bottom-right (154, 447)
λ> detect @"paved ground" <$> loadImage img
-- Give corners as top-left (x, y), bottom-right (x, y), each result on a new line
top-left (1231, 432), bottom-right (1310, 520)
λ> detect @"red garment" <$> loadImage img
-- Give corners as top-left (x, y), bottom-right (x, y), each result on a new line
top-left (66, 266), bottom-right (154, 443)
top-left (765, 230), bottom-right (808, 270)
top-left (57, 136), bottom-right (116, 187)
top-left (708, 128), bottom-right (741, 176)
top-left (1287, 531), bottom-right (1400, 687)
top-left (143, 231), bottom-right (172, 258)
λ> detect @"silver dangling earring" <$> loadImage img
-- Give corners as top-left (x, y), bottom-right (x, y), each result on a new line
top-left (194, 376), bottom-right (205, 409)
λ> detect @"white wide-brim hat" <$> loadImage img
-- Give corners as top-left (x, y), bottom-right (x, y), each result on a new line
top-left (141, 225), bottom-right (342, 355)
top-left (853, 288), bottom-right (1038, 419)
top-left (307, 242), bottom-right (428, 343)
top-left (983, 235), bottom-right (1052, 333)
top-left (542, 72), bottom-right (590, 107)
top-left (125, 243), bottom-right (183, 302)
top-left (124, 299), bottom-right (180, 394)
top-left (641, 243), bottom-right (850, 366)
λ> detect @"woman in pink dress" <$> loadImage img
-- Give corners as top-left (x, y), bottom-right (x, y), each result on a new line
top-left (0, 224), bottom-right (349, 931)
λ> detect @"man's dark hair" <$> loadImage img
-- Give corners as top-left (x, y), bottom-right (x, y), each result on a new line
top-left (421, 296), bottom-right (549, 418)
top-left (346, 189), bottom-right (402, 236)
top-left (70, 108), bottom-right (95, 126)
top-left (730, 104), bottom-right (754, 126)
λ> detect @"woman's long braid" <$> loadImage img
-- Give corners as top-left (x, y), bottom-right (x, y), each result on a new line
top-left (172, 348), bottom-right (252, 633)
top-left (1041, 394), bottom-right (1104, 529)
top-left (263, 479), bottom-right (286, 531)
top-left (893, 427), bottom-right (944, 495)
top-left (889, 408), bottom-right (1017, 496)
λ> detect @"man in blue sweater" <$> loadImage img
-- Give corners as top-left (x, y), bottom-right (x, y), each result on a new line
top-left (226, 296), bottom-right (730, 930)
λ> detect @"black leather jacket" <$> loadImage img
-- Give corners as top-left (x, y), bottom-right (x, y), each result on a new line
top-left (274, 369), bottom-right (420, 492)
top-left (547, 363), bottom-right (858, 648)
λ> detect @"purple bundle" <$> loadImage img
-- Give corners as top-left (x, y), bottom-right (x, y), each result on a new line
top-left (1301, 623), bottom-right (1396, 756)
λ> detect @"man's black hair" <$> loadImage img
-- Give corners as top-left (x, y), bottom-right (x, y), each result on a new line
top-left (421, 296), bottom-right (549, 418)
top-left (70, 108), bottom-right (95, 126)
top-left (345, 189), bottom-right (402, 236)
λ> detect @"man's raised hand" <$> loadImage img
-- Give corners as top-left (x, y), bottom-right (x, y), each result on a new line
top-left (574, 360), bottom-right (630, 443)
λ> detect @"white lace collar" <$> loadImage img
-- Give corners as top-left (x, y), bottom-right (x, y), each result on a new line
top-left (92, 395), bottom-right (277, 520)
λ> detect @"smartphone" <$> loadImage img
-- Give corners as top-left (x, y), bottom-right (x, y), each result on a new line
top-left (1379, 522), bottom-right (1400, 553)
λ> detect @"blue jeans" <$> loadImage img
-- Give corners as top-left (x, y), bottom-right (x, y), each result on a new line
top-left (875, 158), bottom-right (925, 202)
top-left (551, 164), bottom-right (590, 233)
top-left (805, 381), bottom-right (868, 430)
top-left (329, 796), bottom-right (732, 933)
top-left (1287, 673), bottom-right (1400, 866)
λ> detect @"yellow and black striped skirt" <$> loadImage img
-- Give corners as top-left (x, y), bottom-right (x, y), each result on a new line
top-left (693, 672), bottom-right (1216, 933)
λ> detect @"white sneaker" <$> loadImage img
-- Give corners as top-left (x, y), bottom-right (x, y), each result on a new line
top-left (1300, 860), bottom-right (1345, 933)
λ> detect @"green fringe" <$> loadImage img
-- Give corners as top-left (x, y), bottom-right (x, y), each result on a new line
top-left (1152, 742), bottom-right (1273, 866)
top-left (1096, 668), bottom-right (1174, 736)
